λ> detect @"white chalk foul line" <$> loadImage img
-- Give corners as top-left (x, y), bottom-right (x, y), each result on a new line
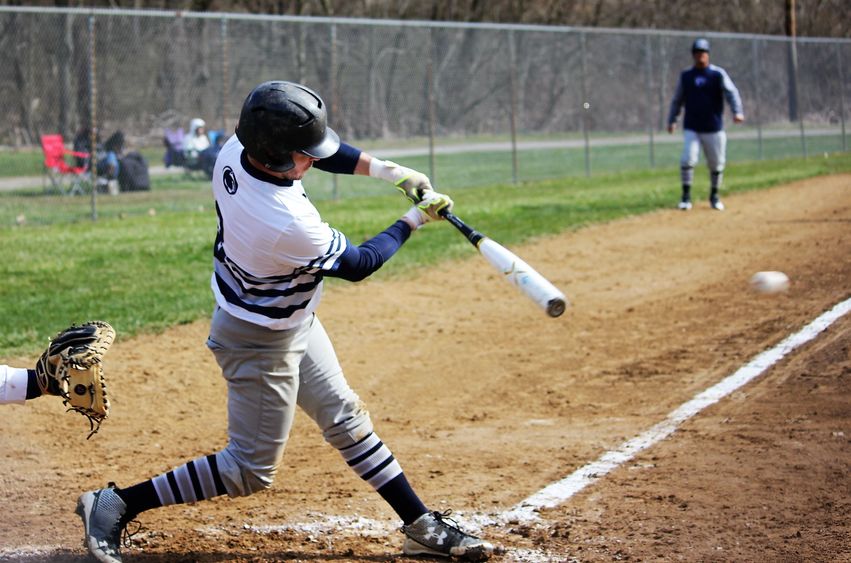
top-left (500, 296), bottom-right (851, 524)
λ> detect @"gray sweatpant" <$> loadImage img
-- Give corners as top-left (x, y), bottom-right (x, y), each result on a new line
top-left (206, 307), bottom-right (374, 497)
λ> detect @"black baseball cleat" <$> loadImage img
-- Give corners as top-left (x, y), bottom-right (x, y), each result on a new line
top-left (76, 484), bottom-right (127, 563)
top-left (401, 510), bottom-right (494, 561)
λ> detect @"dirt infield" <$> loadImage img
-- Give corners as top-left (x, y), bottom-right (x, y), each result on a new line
top-left (1, 174), bottom-right (849, 562)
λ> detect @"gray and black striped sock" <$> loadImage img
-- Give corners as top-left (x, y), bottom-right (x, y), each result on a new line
top-left (117, 453), bottom-right (228, 518)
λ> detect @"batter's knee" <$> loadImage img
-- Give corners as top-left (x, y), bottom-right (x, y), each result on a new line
top-left (213, 447), bottom-right (280, 497)
top-left (323, 400), bottom-right (375, 450)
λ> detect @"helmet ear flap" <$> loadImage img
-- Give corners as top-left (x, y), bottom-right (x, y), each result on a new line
top-left (236, 119), bottom-right (296, 172)
top-left (263, 151), bottom-right (294, 172)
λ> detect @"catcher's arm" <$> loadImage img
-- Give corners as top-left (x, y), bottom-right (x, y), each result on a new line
top-left (35, 321), bottom-right (115, 439)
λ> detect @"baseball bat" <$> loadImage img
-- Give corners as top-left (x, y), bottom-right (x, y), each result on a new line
top-left (441, 210), bottom-right (568, 318)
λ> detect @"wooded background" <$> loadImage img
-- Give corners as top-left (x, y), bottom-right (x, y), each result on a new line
top-left (2, 0), bottom-right (849, 38)
top-left (0, 2), bottom-right (846, 171)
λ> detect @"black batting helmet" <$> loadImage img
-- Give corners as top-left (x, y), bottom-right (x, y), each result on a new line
top-left (235, 81), bottom-right (340, 172)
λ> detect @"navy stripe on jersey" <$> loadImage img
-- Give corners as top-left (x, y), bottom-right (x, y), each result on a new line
top-left (214, 204), bottom-right (319, 286)
top-left (220, 255), bottom-right (323, 298)
top-left (231, 276), bottom-right (321, 299)
top-left (213, 204), bottom-right (346, 278)
top-left (213, 201), bottom-right (346, 323)
top-left (305, 229), bottom-right (345, 271)
top-left (215, 272), bottom-right (314, 319)
top-left (224, 254), bottom-right (314, 285)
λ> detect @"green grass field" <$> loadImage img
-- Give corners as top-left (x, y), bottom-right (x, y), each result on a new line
top-left (2, 134), bottom-right (846, 226)
top-left (1, 150), bottom-right (849, 358)
top-left (0, 147), bottom-right (165, 179)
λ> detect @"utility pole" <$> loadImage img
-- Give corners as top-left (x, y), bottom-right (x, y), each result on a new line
top-left (785, 0), bottom-right (799, 121)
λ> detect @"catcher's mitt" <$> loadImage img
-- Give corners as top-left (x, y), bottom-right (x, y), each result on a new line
top-left (36, 320), bottom-right (115, 438)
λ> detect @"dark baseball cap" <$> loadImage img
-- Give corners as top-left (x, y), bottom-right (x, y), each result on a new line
top-left (692, 38), bottom-right (710, 53)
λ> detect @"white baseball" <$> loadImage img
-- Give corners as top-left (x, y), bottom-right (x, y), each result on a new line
top-left (750, 271), bottom-right (790, 294)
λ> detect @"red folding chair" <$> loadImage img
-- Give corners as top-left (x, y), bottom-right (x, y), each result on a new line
top-left (40, 134), bottom-right (90, 195)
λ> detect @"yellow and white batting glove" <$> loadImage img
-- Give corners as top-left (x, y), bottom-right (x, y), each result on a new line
top-left (401, 191), bottom-right (454, 230)
top-left (369, 158), bottom-right (434, 203)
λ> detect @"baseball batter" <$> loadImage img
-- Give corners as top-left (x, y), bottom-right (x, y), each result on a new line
top-left (667, 38), bottom-right (744, 211)
top-left (75, 81), bottom-right (494, 562)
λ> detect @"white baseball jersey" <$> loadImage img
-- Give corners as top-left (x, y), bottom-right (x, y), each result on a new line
top-left (211, 135), bottom-right (349, 330)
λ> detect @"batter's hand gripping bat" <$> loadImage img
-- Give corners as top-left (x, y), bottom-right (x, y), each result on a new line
top-left (441, 210), bottom-right (568, 318)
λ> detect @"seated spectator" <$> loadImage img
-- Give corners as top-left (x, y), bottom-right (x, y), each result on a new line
top-left (73, 127), bottom-right (100, 168)
top-left (183, 118), bottom-right (211, 168)
top-left (99, 130), bottom-right (125, 180)
top-left (163, 128), bottom-right (185, 168)
top-left (72, 127), bottom-right (123, 181)
top-left (199, 131), bottom-right (227, 179)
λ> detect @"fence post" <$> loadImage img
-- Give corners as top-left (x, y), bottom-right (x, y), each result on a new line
top-left (59, 13), bottom-right (74, 138)
top-left (789, 36), bottom-right (807, 158)
top-left (427, 27), bottom-right (436, 183)
top-left (751, 38), bottom-right (764, 160)
top-left (508, 30), bottom-right (519, 184)
top-left (836, 42), bottom-right (848, 152)
top-left (329, 22), bottom-right (339, 199)
top-left (645, 34), bottom-right (656, 168)
top-left (366, 27), bottom-right (375, 138)
top-left (580, 32), bottom-right (591, 177)
top-left (220, 17), bottom-right (230, 134)
top-left (658, 35), bottom-right (668, 132)
top-left (88, 14), bottom-right (98, 221)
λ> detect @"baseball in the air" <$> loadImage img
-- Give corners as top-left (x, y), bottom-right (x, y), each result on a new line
top-left (749, 271), bottom-right (790, 294)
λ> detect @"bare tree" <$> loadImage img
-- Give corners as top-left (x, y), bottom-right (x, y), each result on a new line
top-left (1, 0), bottom-right (848, 37)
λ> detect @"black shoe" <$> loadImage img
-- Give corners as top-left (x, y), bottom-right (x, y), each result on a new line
top-left (401, 510), bottom-right (494, 561)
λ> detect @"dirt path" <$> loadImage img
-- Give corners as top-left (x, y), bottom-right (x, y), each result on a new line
top-left (1, 174), bottom-right (849, 562)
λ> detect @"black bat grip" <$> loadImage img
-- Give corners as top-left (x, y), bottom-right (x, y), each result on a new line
top-left (440, 210), bottom-right (485, 247)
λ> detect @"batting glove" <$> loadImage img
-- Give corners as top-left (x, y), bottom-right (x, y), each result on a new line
top-left (369, 158), bottom-right (434, 203)
top-left (401, 191), bottom-right (454, 230)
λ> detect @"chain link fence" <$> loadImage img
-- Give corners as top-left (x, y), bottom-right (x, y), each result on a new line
top-left (0, 7), bottom-right (848, 223)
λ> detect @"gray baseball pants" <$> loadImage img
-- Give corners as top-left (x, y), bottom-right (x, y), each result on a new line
top-left (680, 129), bottom-right (727, 189)
top-left (206, 306), bottom-right (374, 497)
